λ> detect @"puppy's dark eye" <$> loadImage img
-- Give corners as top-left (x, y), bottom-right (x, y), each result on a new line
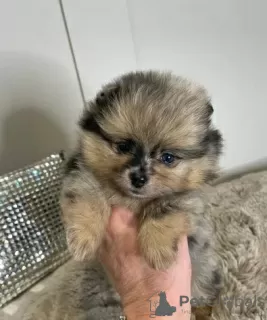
top-left (161, 152), bottom-right (175, 165)
top-left (116, 140), bottom-right (134, 154)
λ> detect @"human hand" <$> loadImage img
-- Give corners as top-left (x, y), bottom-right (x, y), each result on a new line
top-left (99, 207), bottom-right (192, 320)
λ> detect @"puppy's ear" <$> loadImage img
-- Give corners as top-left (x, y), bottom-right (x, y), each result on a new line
top-left (95, 83), bottom-right (120, 108)
top-left (79, 83), bottom-right (121, 131)
top-left (206, 129), bottom-right (223, 157)
top-left (203, 129), bottom-right (223, 182)
top-left (202, 102), bottom-right (214, 126)
top-left (207, 102), bottom-right (214, 117)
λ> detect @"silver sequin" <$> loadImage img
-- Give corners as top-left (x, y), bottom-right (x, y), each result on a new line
top-left (0, 153), bottom-right (70, 307)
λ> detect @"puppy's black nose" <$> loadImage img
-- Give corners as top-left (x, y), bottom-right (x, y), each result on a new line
top-left (130, 172), bottom-right (147, 188)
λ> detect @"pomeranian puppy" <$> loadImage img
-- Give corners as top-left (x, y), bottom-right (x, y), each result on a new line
top-left (60, 70), bottom-right (223, 317)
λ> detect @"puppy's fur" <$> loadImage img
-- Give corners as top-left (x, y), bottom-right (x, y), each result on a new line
top-left (60, 71), bottom-right (223, 317)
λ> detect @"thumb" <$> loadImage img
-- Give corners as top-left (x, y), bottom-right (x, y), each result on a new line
top-left (105, 207), bottom-right (139, 255)
top-left (107, 206), bottom-right (136, 238)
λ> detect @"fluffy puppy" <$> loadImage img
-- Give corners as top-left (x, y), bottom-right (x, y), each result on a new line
top-left (60, 70), bottom-right (223, 316)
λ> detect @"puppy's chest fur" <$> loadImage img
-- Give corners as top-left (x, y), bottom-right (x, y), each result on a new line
top-left (97, 180), bottom-right (201, 223)
top-left (102, 186), bottom-right (145, 213)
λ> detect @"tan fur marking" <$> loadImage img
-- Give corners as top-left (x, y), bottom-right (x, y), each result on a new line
top-left (60, 171), bottom-right (111, 261)
top-left (61, 195), bottom-right (110, 261)
top-left (138, 212), bottom-right (190, 270)
top-left (81, 131), bottom-right (130, 180)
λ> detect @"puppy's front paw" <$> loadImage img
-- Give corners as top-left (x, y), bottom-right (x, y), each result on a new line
top-left (138, 213), bottom-right (190, 270)
top-left (66, 219), bottom-right (104, 261)
top-left (139, 228), bottom-right (178, 270)
top-left (61, 194), bottom-right (110, 262)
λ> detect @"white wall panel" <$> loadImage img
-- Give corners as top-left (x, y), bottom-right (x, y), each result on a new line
top-left (63, 0), bottom-right (136, 100)
top-left (127, 0), bottom-right (267, 169)
top-left (0, 0), bottom-right (83, 174)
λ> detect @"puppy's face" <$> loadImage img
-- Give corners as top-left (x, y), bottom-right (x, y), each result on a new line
top-left (79, 71), bottom-right (222, 199)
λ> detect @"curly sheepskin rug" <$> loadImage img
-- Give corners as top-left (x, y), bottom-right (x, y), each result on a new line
top-left (18, 170), bottom-right (267, 320)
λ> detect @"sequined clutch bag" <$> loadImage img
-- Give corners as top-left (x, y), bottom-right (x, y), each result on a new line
top-left (0, 153), bottom-right (70, 307)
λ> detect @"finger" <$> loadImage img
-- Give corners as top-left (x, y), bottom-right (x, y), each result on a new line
top-left (108, 207), bottom-right (137, 242)
top-left (170, 236), bottom-right (191, 286)
top-left (101, 207), bottom-right (138, 258)
top-left (108, 207), bottom-right (136, 236)
top-left (99, 208), bottom-right (139, 275)
top-left (177, 236), bottom-right (191, 268)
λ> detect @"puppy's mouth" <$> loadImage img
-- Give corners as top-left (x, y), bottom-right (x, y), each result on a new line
top-left (128, 188), bottom-right (148, 198)
top-left (116, 182), bottom-right (149, 198)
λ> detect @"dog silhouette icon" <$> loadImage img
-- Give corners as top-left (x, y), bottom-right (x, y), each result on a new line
top-left (155, 291), bottom-right (176, 316)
